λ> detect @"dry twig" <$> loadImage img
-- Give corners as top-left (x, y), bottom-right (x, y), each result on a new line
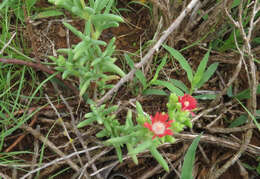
top-left (97, 0), bottom-right (200, 106)
top-left (208, 1), bottom-right (259, 178)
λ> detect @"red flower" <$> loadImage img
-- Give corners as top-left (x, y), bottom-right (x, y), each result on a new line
top-left (144, 112), bottom-right (173, 140)
top-left (178, 94), bottom-right (197, 111)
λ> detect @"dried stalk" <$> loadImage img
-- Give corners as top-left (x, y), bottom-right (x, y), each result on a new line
top-left (208, 1), bottom-right (259, 178)
top-left (97, 0), bottom-right (200, 106)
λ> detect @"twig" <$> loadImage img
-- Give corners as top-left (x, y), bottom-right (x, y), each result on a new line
top-left (210, 48), bottom-right (242, 106)
top-left (0, 58), bottom-right (79, 97)
top-left (0, 172), bottom-right (11, 179)
top-left (4, 114), bottom-right (39, 153)
top-left (20, 146), bottom-right (101, 179)
top-left (173, 133), bottom-right (260, 156)
top-left (191, 103), bottom-right (223, 123)
top-left (78, 148), bottom-right (112, 178)
top-left (209, 1), bottom-right (259, 178)
top-left (97, 0), bottom-right (200, 106)
top-left (237, 160), bottom-right (249, 179)
top-left (45, 94), bottom-right (86, 176)
top-left (0, 32), bottom-right (16, 55)
top-left (207, 123), bottom-right (256, 134)
top-left (29, 125), bottom-right (40, 179)
top-left (20, 125), bottom-right (80, 178)
top-left (60, 95), bottom-right (99, 179)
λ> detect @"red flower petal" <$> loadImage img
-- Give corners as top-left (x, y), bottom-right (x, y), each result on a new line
top-left (144, 122), bottom-right (152, 131)
top-left (144, 112), bottom-right (174, 140)
top-left (178, 94), bottom-right (197, 111)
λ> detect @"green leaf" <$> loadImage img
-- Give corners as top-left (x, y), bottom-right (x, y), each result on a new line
top-left (124, 54), bottom-right (135, 69)
top-left (228, 115), bottom-right (247, 128)
top-left (234, 84), bottom-right (260, 100)
top-left (181, 133), bottom-right (202, 179)
top-left (79, 80), bottom-right (90, 96)
top-left (127, 143), bottom-right (138, 164)
top-left (63, 22), bottom-right (85, 40)
top-left (104, 0), bottom-right (114, 14)
top-left (192, 49), bottom-right (211, 88)
top-left (102, 61), bottom-right (125, 77)
top-left (242, 162), bottom-right (256, 170)
top-left (163, 44), bottom-right (193, 83)
top-left (26, 0), bottom-right (37, 12)
top-left (170, 79), bottom-right (189, 94)
top-left (227, 85), bottom-right (233, 97)
top-left (231, 0), bottom-right (241, 8)
top-left (106, 134), bottom-right (134, 145)
top-left (135, 70), bottom-right (147, 88)
top-left (83, 7), bottom-right (95, 15)
top-left (153, 80), bottom-right (184, 96)
top-left (149, 55), bottom-right (167, 85)
top-left (91, 14), bottom-right (124, 23)
top-left (94, 0), bottom-right (110, 13)
top-left (126, 110), bottom-right (133, 128)
top-left (77, 118), bottom-right (96, 128)
top-left (235, 98), bottom-right (260, 131)
top-left (196, 62), bottom-right (219, 89)
top-left (130, 140), bottom-right (153, 155)
top-left (256, 163), bottom-right (260, 175)
top-left (96, 129), bottom-right (108, 138)
top-left (33, 10), bottom-right (64, 19)
top-left (115, 145), bottom-right (123, 162)
top-left (143, 89), bottom-right (168, 96)
top-left (149, 146), bottom-right (169, 172)
top-left (136, 101), bottom-right (144, 114)
top-left (62, 70), bottom-right (71, 79)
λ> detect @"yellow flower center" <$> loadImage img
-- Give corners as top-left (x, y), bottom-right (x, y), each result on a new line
top-left (152, 122), bottom-right (165, 135)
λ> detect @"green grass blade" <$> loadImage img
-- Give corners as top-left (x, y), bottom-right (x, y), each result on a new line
top-left (143, 88), bottom-right (168, 96)
top-left (170, 79), bottom-right (189, 94)
top-left (196, 62), bottom-right (219, 89)
top-left (235, 98), bottom-right (260, 131)
top-left (163, 44), bottom-right (193, 83)
top-left (149, 55), bottom-right (167, 85)
top-left (192, 49), bottom-right (211, 88)
top-left (135, 69), bottom-right (147, 88)
top-left (149, 146), bottom-right (169, 172)
top-left (153, 80), bottom-right (184, 96)
top-left (181, 133), bottom-right (202, 179)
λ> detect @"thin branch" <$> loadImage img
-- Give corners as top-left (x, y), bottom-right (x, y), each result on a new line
top-left (60, 95), bottom-right (100, 179)
top-left (0, 58), bottom-right (79, 97)
top-left (97, 0), bottom-right (200, 106)
top-left (173, 133), bottom-right (260, 156)
top-left (20, 125), bottom-right (80, 178)
top-left (0, 32), bottom-right (16, 55)
top-left (20, 146), bottom-right (102, 179)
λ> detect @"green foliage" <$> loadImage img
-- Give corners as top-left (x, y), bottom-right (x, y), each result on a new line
top-left (126, 54), bottom-right (180, 96)
top-left (212, 0), bottom-right (259, 52)
top-left (228, 115), bottom-right (247, 128)
top-left (236, 98), bottom-right (260, 131)
top-left (167, 93), bottom-right (192, 132)
top-left (181, 134), bottom-right (201, 179)
top-left (77, 93), bottom-right (194, 171)
top-left (49, 0), bottom-right (125, 97)
top-left (227, 84), bottom-right (260, 100)
top-left (242, 157), bottom-right (260, 176)
top-left (163, 44), bottom-right (218, 95)
top-left (32, 10), bottom-right (64, 19)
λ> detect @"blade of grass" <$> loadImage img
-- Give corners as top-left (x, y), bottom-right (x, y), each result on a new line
top-left (235, 98), bottom-right (260, 131)
top-left (181, 133), bottom-right (202, 179)
top-left (163, 44), bottom-right (193, 83)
